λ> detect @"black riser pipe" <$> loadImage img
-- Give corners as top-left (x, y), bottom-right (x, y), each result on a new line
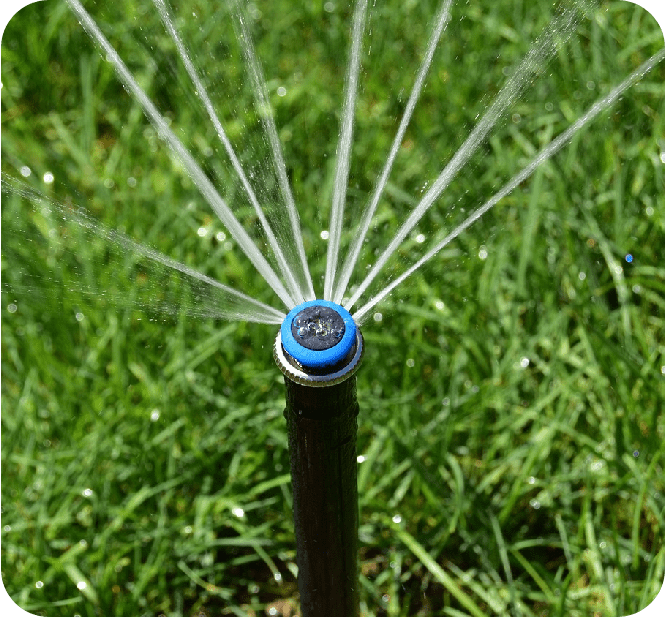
top-left (284, 376), bottom-right (360, 617)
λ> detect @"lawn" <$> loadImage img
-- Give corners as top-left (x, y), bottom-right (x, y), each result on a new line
top-left (2, 0), bottom-right (664, 615)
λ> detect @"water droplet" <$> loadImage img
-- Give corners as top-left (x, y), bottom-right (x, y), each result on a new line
top-left (373, 312), bottom-right (382, 322)
top-left (273, 572), bottom-right (282, 582)
top-left (435, 300), bottom-right (445, 310)
top-left (76, 312), bottom-right (84, 322)
top-left (320, 230), bottom-right (329, 240)
top-left (382, 593), bottom-right (390, 603)
top-left (392, 514), bottom-right (402, 524)
top-left (77, 581), bottom-right (87, 591)
top-left (625, 254), bottom-right (633, 263)
top-left (150, 410), bottom-right (160, 422)
top-left (529, 499), bottom-right (541, 509)
top-left (35, 581), bottom-right (44, 589)
top-left (633, 450), bottom-right (640, 458)
top-left (659, 151), bottom-right (665, 165)
top-left (7, 303), bottom-right (17, 314)
top-left (247, 3), bottom-right (262, 19)
top-left (277, 86), bottom-right (286, 97)
top-left (520, 357), bottom-right (530, 368)
top-left (528, 476), bottom-right (536, 484)
top-left (20, 165), bottom-right (31, 177)
top-left (415, 233), bottom-right (426, 243)
top-left (357, 455), bottom-right (366, 463)
top-left (324, 1), bottom-right (335, 12)
top-left (3, 525), bottom-right (11, 532)
top-left (82, 488), bottom-right (93, 497)
top-left (197, 227), bottom-right (207, 238)
top-left (215, 231), bottom-right (226, 242)
top-left (232, 507), bottom-right (245, 518)
top-left (660, 365), bottom-right (665, 375)
top-left (512, 113), bottom-right (521, 123)
top-left (442, 397), bottom-right (450, 406)
top-left (406, 358), bottom-right (415, 368)
top-left (478, 246), bottom-right (488, 260)
top-left (183, 526), bottom-right (193, 534)
top-left (646, 206), bottom-right (654, 216)
top-left (103, 178), bottom-right (115, 189)
top-left (43, 172), bottom-right (54, 184)
top-left (127, 176), bottom-right (137, 187)
top-left (268, 608), bottom-right (278, 616)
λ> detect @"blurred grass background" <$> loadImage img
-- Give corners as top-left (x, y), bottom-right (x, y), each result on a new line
top-left (2, 0), bottom-right (664, 615)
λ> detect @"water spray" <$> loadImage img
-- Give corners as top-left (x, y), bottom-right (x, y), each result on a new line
top-left (274, 300), bottom-right (363, 616)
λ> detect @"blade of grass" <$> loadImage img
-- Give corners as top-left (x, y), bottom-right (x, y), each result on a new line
top-left (390, 519), bottom-right (486, 617)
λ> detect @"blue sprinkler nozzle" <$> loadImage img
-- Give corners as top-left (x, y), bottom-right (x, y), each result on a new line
top-left (274, 300), bottom-right (363, 386)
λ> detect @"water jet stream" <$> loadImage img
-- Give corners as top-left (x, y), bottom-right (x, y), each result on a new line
top-left (332, 0), bottom-right (455, 305)
top-left (345, 1), bottom-right (587, 311)
top-left (231, 2), bottom-right (315, 303)
top-left (323, 0), bottom-right (369, 302)
top-left (352, 47), bottom-right (665, 323)
top-left (152, 0), bottom-right (306, 306)
top-left (2, 174), bottom-right (286, 324)
top-left (65, 0), bottom-right (295, 310)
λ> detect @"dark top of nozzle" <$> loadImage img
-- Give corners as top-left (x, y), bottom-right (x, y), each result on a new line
top-left (291, 305), bottom-right (346, 351)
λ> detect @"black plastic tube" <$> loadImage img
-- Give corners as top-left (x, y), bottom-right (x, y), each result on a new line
top-left (274, 300), bottom-right (363, 616)
top-left (283, 376), bottom-right (360, 616)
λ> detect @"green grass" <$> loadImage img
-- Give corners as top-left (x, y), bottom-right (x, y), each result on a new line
top-left (2, 0), bottom-right (664, 615)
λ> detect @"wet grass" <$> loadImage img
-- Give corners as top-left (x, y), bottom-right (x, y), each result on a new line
top-left (2, 1), bottom-right (665, 616)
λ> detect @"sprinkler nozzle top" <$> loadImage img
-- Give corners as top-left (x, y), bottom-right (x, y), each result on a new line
top-left (291, 304), bottom-right (346, 351)
top-left (281, 300), bottom-right (355, 368)
top-left (274, 300), bottom-right (363, 386)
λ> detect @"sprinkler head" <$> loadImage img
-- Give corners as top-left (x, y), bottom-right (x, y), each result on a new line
top-left (274, 299), bottom-right (363, 386)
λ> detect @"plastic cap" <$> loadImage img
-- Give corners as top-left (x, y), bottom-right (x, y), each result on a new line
top-left (280, 300), bottom-right (357, 369)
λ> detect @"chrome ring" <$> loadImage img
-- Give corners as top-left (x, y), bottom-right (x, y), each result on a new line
top-left (273, 330), bottom-right (364, 387)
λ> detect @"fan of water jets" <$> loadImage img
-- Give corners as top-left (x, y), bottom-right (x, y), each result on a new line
top-left (2, 0), bottom-right (664, 326)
